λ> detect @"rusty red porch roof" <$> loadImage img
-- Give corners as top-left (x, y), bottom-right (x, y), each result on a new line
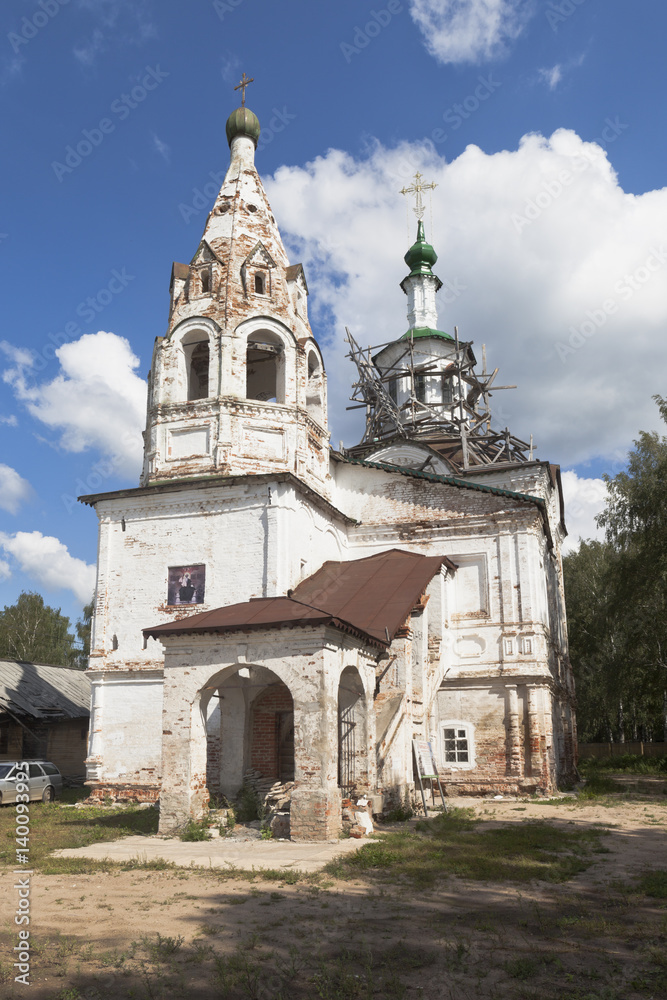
top-left (143, 549), bottom-right (455, 648)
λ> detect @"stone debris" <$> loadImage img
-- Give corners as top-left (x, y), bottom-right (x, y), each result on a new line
top-left (243, 770), bottom-right (294, 838)
top-left (341, 796), bottom-right (373, 837)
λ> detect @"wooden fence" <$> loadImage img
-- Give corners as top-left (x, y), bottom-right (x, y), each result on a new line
top-left (578, 742), bottom-right (667, 759)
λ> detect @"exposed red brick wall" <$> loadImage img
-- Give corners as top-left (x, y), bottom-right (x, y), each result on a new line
top-left (250, 684), bottom-right (293, 780)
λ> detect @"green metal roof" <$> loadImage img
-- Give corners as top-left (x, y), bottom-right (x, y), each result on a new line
top-left (400, 326), bottom-right (454, 343)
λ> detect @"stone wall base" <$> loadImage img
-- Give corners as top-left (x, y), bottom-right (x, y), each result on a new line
top-left (441, 777), bottom-right (551, 796)
top-left (84, 782), bottom-right (160, 804)
top-left (290, 787), bottom-right (342, 842)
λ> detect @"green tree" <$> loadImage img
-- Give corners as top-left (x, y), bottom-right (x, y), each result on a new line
top-left (597, 395), bottom-right (667, 741)
top-left (73, 599), bottom-right (94, 670)
top-left (0, 592), bottom-right (77, 667)
top-left (565, 396), bottom-right (667, 742)
top-left (563, 540), bottom-right (621, 742)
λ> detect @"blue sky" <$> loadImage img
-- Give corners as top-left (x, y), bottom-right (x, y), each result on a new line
top-left (1, 0), bottom-right (666, 627)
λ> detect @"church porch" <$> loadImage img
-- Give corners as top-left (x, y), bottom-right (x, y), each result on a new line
top-left (150, 629), bottom-right (376, 842)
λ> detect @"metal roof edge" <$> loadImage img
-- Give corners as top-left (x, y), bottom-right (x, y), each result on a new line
top-left (79, 472), bottom-right (358, 526)
top-left (335, 454), bottom-right (547, 509)
top-left (144, 614), bottom-right (385, 650)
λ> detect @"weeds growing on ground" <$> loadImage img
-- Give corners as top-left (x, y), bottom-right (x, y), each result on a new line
top-left (180, 819), bottom-right (210, 842)
top-left (235, 783), bottom-right (265, 823)
top-left (637, 869), bottom-right (667, 898)
top-left (577, 775), bottom-right (623, 799)
top-left (0, 799), bottom-right (159, 871)
top-left (579, 753), bottom-right (667, 775)
top-left (324, 809), bottom-right (602, 887)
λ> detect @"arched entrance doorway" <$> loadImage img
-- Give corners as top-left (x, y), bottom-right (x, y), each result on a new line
top-left (337, 666), bottom-right (368, 798)
top-left (203, 665), bottom-right (294, 803)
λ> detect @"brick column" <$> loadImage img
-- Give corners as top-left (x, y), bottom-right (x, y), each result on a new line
top-left (159, 679), bottom-right (208, 834)
top-left (526, 685), bottom-right (544, 784)
top-left (290, 649), bottom-right (341, 842)
top-left (505, 684), bottom-right (522, 777)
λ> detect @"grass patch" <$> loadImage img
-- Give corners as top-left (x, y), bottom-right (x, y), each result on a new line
top-left (179, 819), bottom-right (210, 841)
top-left (325, 810), bottom-right (602, 887)
top-left (637, 869), bottom-right (667, 898)
top-left (577, 775), bottom-right (623, 799)
top-left (504, 956), bottom-right (539, 979)
top-left (579, 753), bottom-right (667, 775)
top-left (0, 800), bottom-right (159, 871)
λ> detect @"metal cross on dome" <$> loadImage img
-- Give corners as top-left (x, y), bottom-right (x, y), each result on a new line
top-left (234, 72), bottom-right (254, 107)
top-left (400, 172), bottom-right (437, 221)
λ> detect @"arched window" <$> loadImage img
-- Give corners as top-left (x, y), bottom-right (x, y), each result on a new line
top-left (254, 273), bottom-right (265, 295)
top-left (201, 268), bottom-right (211, 294)
top-left (414, 373), bottom-right (427, 403)
top-left (188, 342), bottom-right (210, 400)
top-left (306, 350), bottom-right (324, 423)
top-left (247, 332), bottom-right (284, 403)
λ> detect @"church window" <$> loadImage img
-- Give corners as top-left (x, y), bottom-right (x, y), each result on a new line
top-left (200, 268), bottom-right (211, 294)
top-left (441, 721), bottom-right (475, 768)
top-left (414, 373), bottom-right (427, 402)
top-left (112, 634), bottom-right (119, 651)
top-left (254, 273), bottom-right (265, 295)
top-left (247, 333), bottom-right (284, 403)
top-left (442, 377), bottom-right (454, 405)
top-left (188, 342), bottom-right (210, 400)
top-left (306, 350), bottom-right (324, 423)
top-left (388, 377), bottom-right (399, 404)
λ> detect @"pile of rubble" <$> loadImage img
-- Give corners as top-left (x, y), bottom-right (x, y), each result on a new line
top-left (242, 769), bottom-right (293, 839)
top-left (341, 795), bottom-right (374, 838)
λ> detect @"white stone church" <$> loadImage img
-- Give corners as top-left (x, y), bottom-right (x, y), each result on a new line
top-left (80, 93), bottom-right (576, 840)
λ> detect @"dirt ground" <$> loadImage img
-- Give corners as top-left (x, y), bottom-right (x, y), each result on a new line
top-left (1, 793), bottom-right (666, 1000)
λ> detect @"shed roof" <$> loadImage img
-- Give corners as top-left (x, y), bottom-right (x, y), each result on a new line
top-left (144, 549), bottom-right (452, 648)
top-left (0, 661), bottom-right (91, 721)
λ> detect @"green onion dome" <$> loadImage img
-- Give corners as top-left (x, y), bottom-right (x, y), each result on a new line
top-left (404, 220), bottom-right (438, 277)
top-left (225, 106), bottom-right (261, 148)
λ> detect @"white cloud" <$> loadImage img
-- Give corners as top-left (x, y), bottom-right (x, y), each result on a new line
top-left (0, 531), bottom-right (96, 604)
top-left (560, 471), bottom-right (608, 554)
top-left (2, 331), bottom-right (146, 478)
top-left (0, 559), bottom-right (10, 581)
top-left (73, 27), bottom-right (106, 66)
top-left (0, 415), bottom-right (18, 427)
top-left (408, 0), bottom-right (535, 65)
top-left (0, 465), bottom-right (33, 515)
top-left (539, 64), bottom-right (562, 90)
top-left (220, 53), bottom-right (241, 87)
top-left (264, 128), bottom-right (667, 472)
top-left (0, 341), bottom-right (34, 367)
top-left (73, 0), bottom-right (156, 65)
top-left (152, 132), bottom-right (171, 164)
top-left (538, 53), bottom-right (585, 90)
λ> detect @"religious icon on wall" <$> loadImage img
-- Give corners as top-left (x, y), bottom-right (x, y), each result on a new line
top-left (167, 565), bottom-right (206, 606)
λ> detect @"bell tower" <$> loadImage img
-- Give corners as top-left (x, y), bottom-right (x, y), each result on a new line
top-left (141, 81), bottom-right (329, 495)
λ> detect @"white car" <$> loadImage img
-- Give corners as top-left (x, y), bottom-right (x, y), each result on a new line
top-left (0, 761), bottom-right (63, 803)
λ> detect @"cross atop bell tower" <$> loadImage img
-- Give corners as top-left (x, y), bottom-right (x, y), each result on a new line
top-left (234, 72), bottom-right (254, 107)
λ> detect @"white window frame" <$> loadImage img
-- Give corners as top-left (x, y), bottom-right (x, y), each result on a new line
top-left (440, 720), bottom-right (475, 770)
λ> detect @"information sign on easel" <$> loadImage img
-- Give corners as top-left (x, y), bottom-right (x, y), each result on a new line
top-left (412, 739), bottom-right (447, 814)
